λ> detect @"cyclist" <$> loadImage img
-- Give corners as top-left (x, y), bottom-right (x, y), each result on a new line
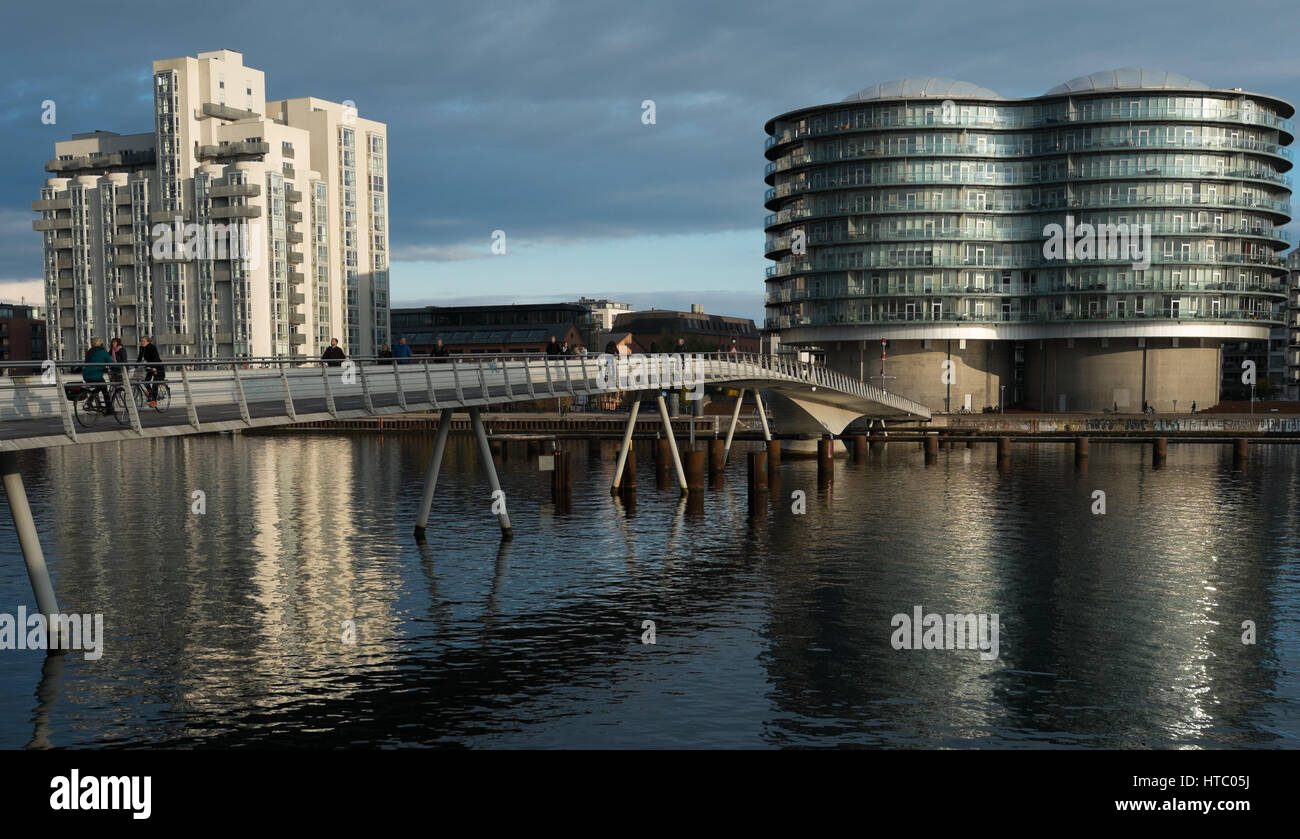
top-left (136, 335), bottom-right (165, 407)
top-left (83, 338), bottom-right (116, 415)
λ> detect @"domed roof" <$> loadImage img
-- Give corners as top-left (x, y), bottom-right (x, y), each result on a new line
top-left (1046, 68), bottom-right (1211, 95)
top-left (842, 77), bottom-right (1001, 102)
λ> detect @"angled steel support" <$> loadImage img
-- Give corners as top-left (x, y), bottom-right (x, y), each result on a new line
top-left (180, 366), bottom-right (201, 429)
top-left (723, 387), bottom-right (746, 465)
top-left (231, 363), bottom-right (251, 425)
top-left (753, 389), bottom-right (772, 442)
top-left (611, 397), bottom-right (640, 492)
top-left (656, 393), bottom-right (688, 495)
top-left (393, 361), bottom-right (407, 411)
top-left (321, 363), bottom-right (338, 417)
top-left (469, 406), bottom-right (512, 539)
top-left (413, 409), bottom-right (453, 540)
top-left (358, 361), bottom-right (374, 413)
top-left (51, 365), bottom-right (77, 442)
top-left (1, 450), bottom-right (61, 650)
top-left (280, 362), bottom-right (297, 420)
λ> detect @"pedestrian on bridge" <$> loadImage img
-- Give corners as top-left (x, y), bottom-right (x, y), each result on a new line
top-left (322, 338), bottom-right (346, 367)
top-left (137, 335), bottom-right (165, 406)
top-left (378, 344), bottom-right (393, 364)
top-left (430, 339), bottom-right (450, 360)
top-left (394, 337), bottom-right (413, 363)
top-left (84, 338), bottom-right (116, 415)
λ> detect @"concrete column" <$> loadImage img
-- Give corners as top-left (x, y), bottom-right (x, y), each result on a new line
top-left (1, 451), bottom-right (61, 649)
top-left (1153, 438), bottom-right (1167, 468)
top-left (470, 406), bottom-right (513, 539)
top-left (1075, 437), bottom-right (1089, 464)
top-left (747, 450), bottom-right (768, 516)
top-left (413, 409), bottom-right (453, 540)
top-left (997, 437), bottom-right (1011, 461)
top-left (766, 440), bottom-right (781, 469)
top-left (924, 434), bottom-right (939, 464)
top-left (852, 434), bottom-right (867, 462)
top-left (1233, 438), bottom-right (1249, 470)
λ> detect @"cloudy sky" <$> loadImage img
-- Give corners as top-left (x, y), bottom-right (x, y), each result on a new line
top-left (2, 0), bottom-right (1297, 322)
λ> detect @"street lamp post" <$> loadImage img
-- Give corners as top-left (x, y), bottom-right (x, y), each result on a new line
top-left (1000, 385), bottom-right (1006, 414)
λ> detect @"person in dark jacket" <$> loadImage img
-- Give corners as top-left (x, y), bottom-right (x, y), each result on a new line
top-left (137, 335), bottom-right (165, 406)
top-left (322, 338), bottom-right (346, 367)
top-left (394, 337), bottom-right (413, 363)
top-left (604, 340), bottom-right (616, 355)
top-left (430, 339), bottom-right (450, 359)
top-left (545, 336), bottom-right (562, 356)
top-left (378, 344), bottom-right (393, 364)
top-left (108, 337), bottom-right (128, 384)
top-left (84, 338), bottom-right (116, 414)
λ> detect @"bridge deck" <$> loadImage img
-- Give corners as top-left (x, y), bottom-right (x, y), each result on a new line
top-left (0, 354), bottom-right (930, 450)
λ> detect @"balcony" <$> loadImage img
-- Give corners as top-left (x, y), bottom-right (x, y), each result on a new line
top-left (287, 250), bottom-right (303, 264)
top-left (112, 233), bottom-right (135, 246)
top-left (197, 140), bottom-right (270, 160)
top-left (114, 191), bottom-right (133, 205)
top-left (287, 270), bottom-right (305, 284)
top-left (115, 253), bottom-right (135, 266)
top-left (31, 198), bottom-right (70, 211)
top-left (150, 209), bottom-right (188, 224)
top-left (286, 210), bottom-right (303, 223)
top-left (50, 237), bottom-right (74, 250)
top-left (210, 204), bottom-right (262, 219)
top-left (285, 187), bottom-right (303, 203)
top-left (154, 333), bottom-right (194, 346)
top-left (32, 218), bottom-right (71, 232)
top-left (286, 230), bottom-right (303, 244)
top-left (287, 311), bottom-right (306, 325)
top-left (56, 277), bottom-right (75, 290)
top-left (288, 333), bottom-right (307, 345)
top-left (115, 212), bottom-right (135, 227)
top-left (215, 332), bottom-right (234, 344)
top-left (289, 292), bottom-right (306, 305)
top-left (114, 294), bottom-right (138, 306)
top-left (200, 102), bottom-right (261, 122)
top-left (210, 183), bottom-right (261, 198)
top-left (45, 149), bottom-right (156, 173)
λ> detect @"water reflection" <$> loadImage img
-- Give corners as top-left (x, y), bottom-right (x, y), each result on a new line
top-left (0, 435), bottom-right (1294, 748)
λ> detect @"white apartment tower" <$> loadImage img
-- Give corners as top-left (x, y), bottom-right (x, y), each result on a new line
top-left (34, 50), bottom-right (389, 360)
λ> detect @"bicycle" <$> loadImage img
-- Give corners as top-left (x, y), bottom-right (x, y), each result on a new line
top-left (129, 370), bottom-right (171, 412)
top-left (67, 383), bottom-right (128, 428)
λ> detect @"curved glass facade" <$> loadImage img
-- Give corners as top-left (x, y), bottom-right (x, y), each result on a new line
top-left (764, 77), bottom-right (1294, 339)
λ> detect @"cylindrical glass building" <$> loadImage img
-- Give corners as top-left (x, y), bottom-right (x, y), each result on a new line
top-left (764, 69), bottom-right (1294, 412)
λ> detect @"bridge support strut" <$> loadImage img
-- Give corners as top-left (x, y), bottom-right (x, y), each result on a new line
top-left (611, 396), bottom-right (641, 493)
top-left (753, 390), bottom-right (772, 442)
top-left (413, 409), bottom-right (453, 541)
top-left (656, 394), bottom-right (688, 495)
top-left (470, 407), bottom-right (513, 539)
top-left (722, 388), bottom-right (746, 465)
top-left (1, 451), bottom-right (61, 649)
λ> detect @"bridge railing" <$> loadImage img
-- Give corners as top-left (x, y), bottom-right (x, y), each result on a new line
top-left (0, 351), bottom-right (927, 439)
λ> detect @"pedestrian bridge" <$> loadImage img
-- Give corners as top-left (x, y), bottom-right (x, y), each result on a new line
top-left (0, 352), bottom-right (929, 451)
top-left (0, 352), bottom-right (928, 639)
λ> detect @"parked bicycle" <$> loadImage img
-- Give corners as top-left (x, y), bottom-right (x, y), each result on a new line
top-left (66, 383), bottom-right (128, 428)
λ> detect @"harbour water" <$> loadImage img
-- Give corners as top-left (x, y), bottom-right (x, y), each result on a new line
top-left (0, 433), bottom-right (1297, 748)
